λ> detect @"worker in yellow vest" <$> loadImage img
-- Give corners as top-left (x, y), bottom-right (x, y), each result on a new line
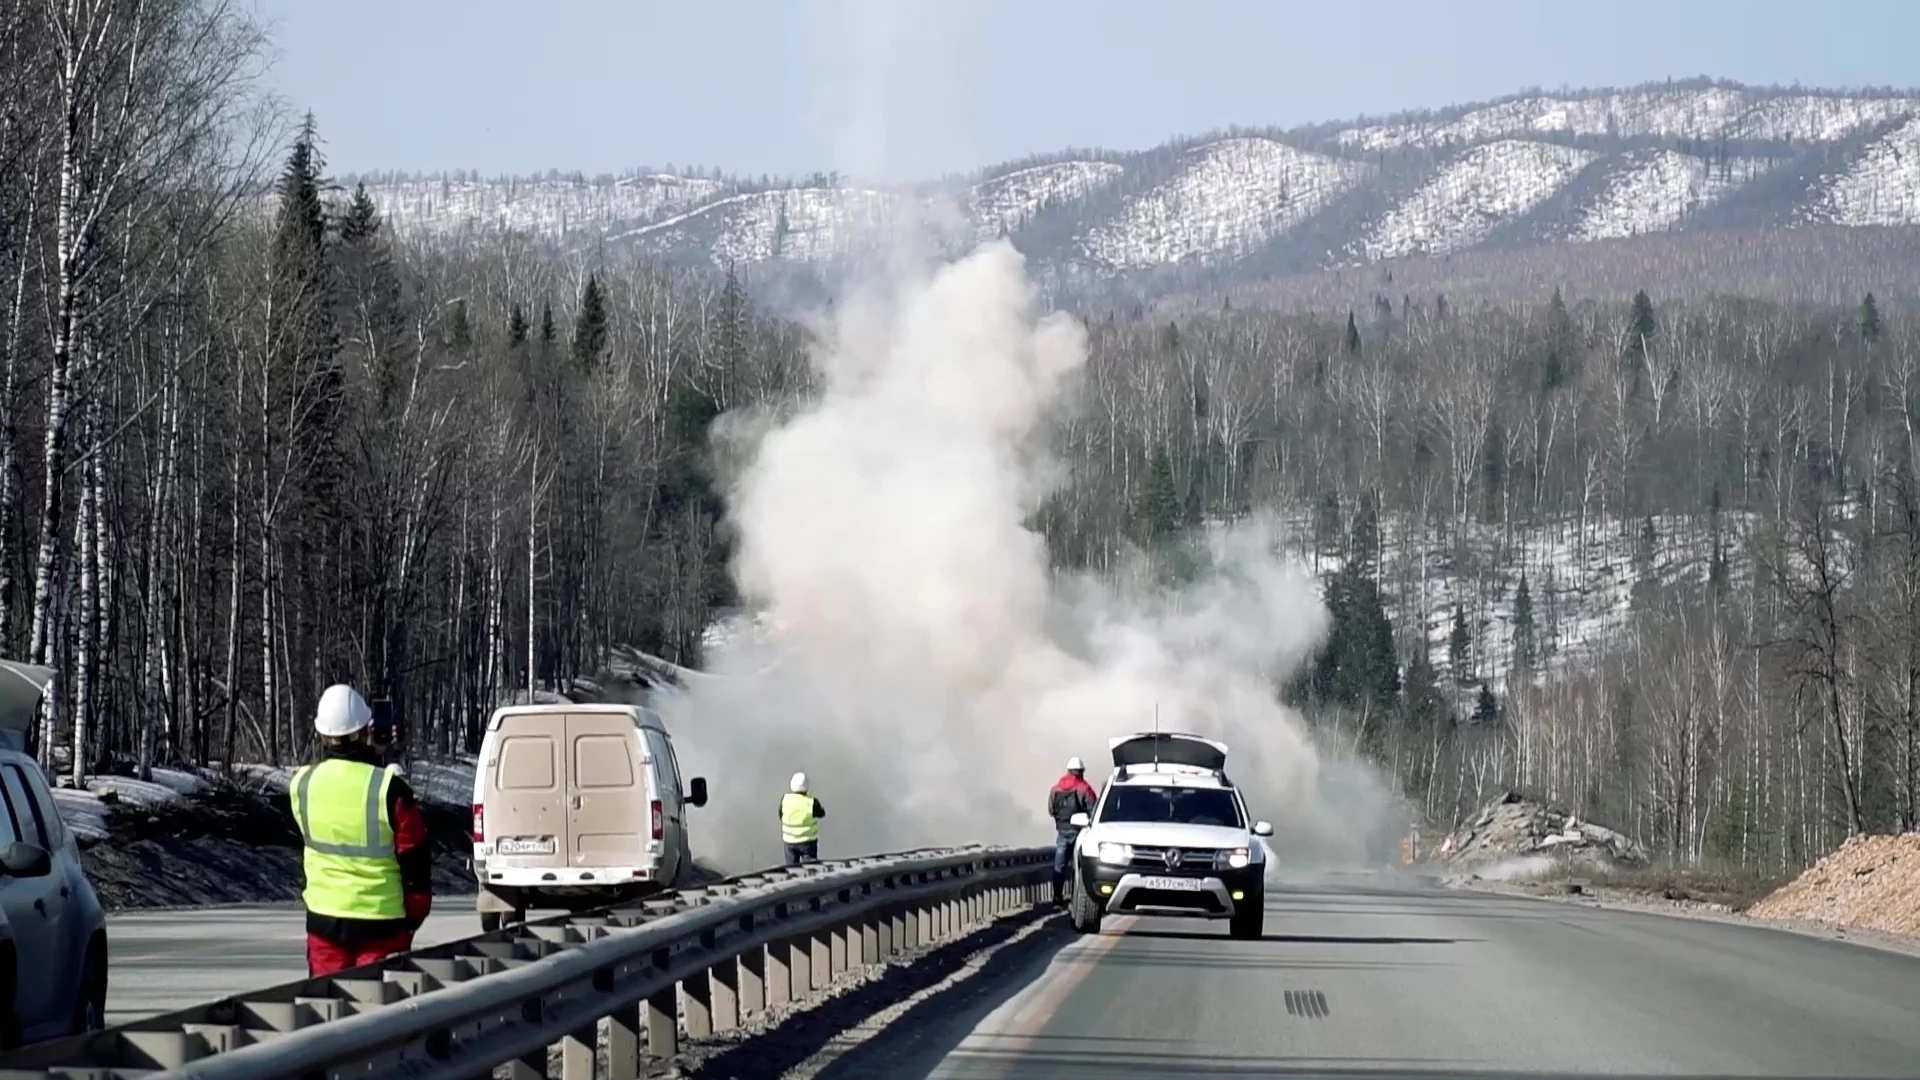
top-left (779, 771), bottom-right (826, 866)
top-left (290, 684), bottom-right (434, 977)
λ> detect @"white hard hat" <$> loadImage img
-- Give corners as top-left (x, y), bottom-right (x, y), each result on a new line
top-left (315, 684), bottom-right (373, 737)
top-left (790, 771), bottom-right (808, 792)
top-left (1067, 756), bottom-right (1085, 771)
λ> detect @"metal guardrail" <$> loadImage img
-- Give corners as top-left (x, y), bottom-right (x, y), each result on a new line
top-left (1, 845), bottom-right (1053, 1080)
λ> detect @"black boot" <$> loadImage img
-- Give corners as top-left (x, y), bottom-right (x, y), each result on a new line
top-left (1051, 881), bottom-right (1065, 906)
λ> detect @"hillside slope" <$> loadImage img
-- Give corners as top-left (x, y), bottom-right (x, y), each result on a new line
top-left (346, 80), bottom-right (1920, 292)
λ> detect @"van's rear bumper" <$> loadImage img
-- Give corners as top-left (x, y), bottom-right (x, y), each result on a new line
top-left (481, 864), bottom-right (657, 889)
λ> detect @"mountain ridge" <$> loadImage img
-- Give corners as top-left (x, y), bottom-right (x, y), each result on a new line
top-left (337, 79), bottom-right (1920, 293)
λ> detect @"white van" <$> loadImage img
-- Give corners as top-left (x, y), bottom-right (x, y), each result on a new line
top-left (470, 703), bottom-right (707, 929)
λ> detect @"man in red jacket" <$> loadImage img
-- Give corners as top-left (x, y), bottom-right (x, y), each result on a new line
top-left (1047, 757), bottom-right (1098, 905)
top-left (290, 684), bottom-right (434, 977)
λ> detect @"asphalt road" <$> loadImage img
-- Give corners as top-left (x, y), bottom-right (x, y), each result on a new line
top-left (102, 896), bottom-right (479, 1026)
top-left (899, 874), bottom-right (1920, 1080)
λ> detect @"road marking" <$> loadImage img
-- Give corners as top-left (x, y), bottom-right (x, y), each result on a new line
top-left (935, 914), bottom-right (1138, 1080)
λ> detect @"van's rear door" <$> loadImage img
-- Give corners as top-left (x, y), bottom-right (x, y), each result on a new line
top-left (567, 712), bottom-right (648, 869)
top-left (488, 713), bottom-right (566, 866)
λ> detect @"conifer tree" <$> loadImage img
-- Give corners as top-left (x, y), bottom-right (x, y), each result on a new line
top-left (572, 274), bottom-right (609, 372)
top-left (1472, 681), bottom-right (1500, 725)
top-left (1513, 573), bottom-right (1536, 671)
top-left (1138, 446), bottom-right (1181, 543)
top-left (539, 300), bottom-right (557, 350)
top-left (507, 304), bottom-right (529, 347)
top-left (1345, 310), bottom-right (1362, 354)
top-left (1862, 291), bottom-right (1882, 345)
top-left (1448, 605), bottom-right (1473, 686)
top-left (1626, 289), bottom-right (1657, 363)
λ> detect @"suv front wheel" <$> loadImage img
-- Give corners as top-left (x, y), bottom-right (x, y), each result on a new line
top-left (1068, 868), bottom-right (1103, 935)
top-left (1228, 886), bottom-right (1265, 940)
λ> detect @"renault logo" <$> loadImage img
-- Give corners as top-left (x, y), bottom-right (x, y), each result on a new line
top-left (1162, 848), bottom-right (1182, 870)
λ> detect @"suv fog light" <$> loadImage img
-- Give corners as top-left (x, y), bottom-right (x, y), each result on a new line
top-left (1231, 890), bottom-right (1245, 901)
top-left (1099, 883), bottom-right (1114, 895)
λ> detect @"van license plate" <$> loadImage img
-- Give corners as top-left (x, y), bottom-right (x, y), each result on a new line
top-left (1137, 875), bottom-right (1207, 891)
top-left (497, 836), bottom-right (556, 855)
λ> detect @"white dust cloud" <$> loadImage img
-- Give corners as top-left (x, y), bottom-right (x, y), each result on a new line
top-left (662, 239), bottom-right (1401, 873)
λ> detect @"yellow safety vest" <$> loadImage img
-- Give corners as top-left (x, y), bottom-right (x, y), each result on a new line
top-left (780, 791), bottom-right (819, 844)
top-left (289, 757), bottom-right (404, 921)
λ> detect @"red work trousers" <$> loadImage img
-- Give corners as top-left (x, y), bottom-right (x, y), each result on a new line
top-left (306, 929), bottom-right (415, 978)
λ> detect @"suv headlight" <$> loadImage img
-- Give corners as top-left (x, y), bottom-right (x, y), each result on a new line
top-left (1218, 847), bottom-right (1251, 870)
top-left (1096, 841), bottom-right (1133, 866)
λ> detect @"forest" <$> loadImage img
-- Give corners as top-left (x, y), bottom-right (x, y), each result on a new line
top-left (4, 0), bottom-right (1919, 877)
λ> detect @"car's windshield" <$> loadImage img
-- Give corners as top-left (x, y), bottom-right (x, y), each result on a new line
top-left (1098, 785), bottom-right (1243, 827)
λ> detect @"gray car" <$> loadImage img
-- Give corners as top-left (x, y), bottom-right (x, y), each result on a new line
top-left (0, 660), bottom-right (108, 1049)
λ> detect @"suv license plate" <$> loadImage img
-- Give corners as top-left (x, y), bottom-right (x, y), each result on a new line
top-left (1138, 875), bottom-right (1207, 891)
top-left (497, 836), bottom-right (556, 855)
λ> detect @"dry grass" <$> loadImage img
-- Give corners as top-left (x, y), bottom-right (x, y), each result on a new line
top-left (1582, 864), bottom-right (1795, 913)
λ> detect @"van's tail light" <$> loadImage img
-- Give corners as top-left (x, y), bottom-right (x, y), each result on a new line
top-left (650, 799), bottom-right (663, 841)
top-left (471, 804), bottom-right (485, 842)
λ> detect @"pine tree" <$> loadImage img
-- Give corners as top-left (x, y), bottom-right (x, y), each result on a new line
top-left (1350, 491), bottom-right (1381, 579)
top-left (1862, 292), bottom-right (1882, 345)
top-left (1314, 491), bottom-right (1343, 559)
top-left (1448, 605), bottom-right (1473, 686)
top-left (539, 301), bottom-right (557, 350)
top-left (1472, 682), bottom-right (1500, 725)
top-left (507, 304), bottom-right (529, 347)
top-left (572, 274), bottom-right (609, 372)
top-left (1344, 311), bottom-right (1362, 355)
top-left (1542, 344), bottom-right (1568, 393)
top-left (1403, 644), bottom-right (1451, 736)
top-left (447, 299), bottom-right (473, 350)
top-left (1138, 446), bottom-right (1182, 543)
top-left (1627, 289), bottom-right (1657, 362)
top-left (1513, 573), bottom-right (1536, 671)
top-left (337, 183), bottom-right (381, 245)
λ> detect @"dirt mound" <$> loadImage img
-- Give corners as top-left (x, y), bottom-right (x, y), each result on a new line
top-left (1747, 833), bottom-right (1920, 936)
top-left (75, 773), bottom-right (477, 910)
top-left (1440, 791), bottom-right (1649, 878)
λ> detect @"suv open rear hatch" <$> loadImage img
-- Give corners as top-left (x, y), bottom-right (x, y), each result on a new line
top-left (1108, 731), bottom-right (1228, 772)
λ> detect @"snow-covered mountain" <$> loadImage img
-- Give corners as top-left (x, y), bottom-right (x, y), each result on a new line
top-left (346, 81), bottom-right (1920, 284)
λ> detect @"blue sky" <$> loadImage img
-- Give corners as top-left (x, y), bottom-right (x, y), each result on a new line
top-left (255, 0), bottom-right (1919, 182)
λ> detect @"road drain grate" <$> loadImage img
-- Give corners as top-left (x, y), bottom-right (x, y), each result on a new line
top-left (1284, 990), bottom-right (1330, 1018)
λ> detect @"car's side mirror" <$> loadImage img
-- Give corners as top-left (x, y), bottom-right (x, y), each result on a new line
top-left (0, 841), bottom-right (52, 878)
top-left (1252, 821), bottom-right (1274, 837)
top-left (686, 777), bottom-right (709, 807)
top-left (1068, 812), bottom-right (1090, 828)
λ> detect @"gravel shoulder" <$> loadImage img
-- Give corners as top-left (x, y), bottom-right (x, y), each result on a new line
top-left (1447, 874), bottom-right (1920, 961)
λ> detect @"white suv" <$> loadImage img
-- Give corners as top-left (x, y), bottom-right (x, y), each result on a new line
top-left (0, 660), bottom-right (109, 1048)
top-left (1066, 732), bottom-right (1273, 940)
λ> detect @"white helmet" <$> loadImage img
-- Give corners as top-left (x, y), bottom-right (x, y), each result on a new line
top-left (790, 771), bottom-right (808, 792)
top-left (1066, 756), bottom-right (1085, 771)
top-left (315, 684), bottom-right (373, 737)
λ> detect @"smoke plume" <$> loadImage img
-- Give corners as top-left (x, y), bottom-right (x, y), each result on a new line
top-left (662, 238), bottom-right (1400, 872)
top-left (659, 0), bottom-right (1404, 874)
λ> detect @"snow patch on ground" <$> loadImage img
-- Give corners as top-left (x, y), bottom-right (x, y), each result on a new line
top-left (620, 187), bottom-right (903, 266)
top-left (1363, 140), bottom-right (1597, 260)
top-left (968, 161), bottom-right (1123, 241)
top-left (354, 173), bottom-right (725, 239)
top-left (1818, 118), bottom-right (1920, 226)
top-left (1568, 150), bottom-right (1768, 240)
top-left (1082, 138), bottom-right (1368, 269)
top-left (52, 758), bottom-right (476, 845)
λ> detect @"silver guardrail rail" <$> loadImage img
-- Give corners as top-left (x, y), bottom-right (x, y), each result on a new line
top-left (0, 844), bottom-right (1053, 1080)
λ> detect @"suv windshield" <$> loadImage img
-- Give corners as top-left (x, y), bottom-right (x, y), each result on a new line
top-left (1098, 785), bottom-right (1243, 827)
